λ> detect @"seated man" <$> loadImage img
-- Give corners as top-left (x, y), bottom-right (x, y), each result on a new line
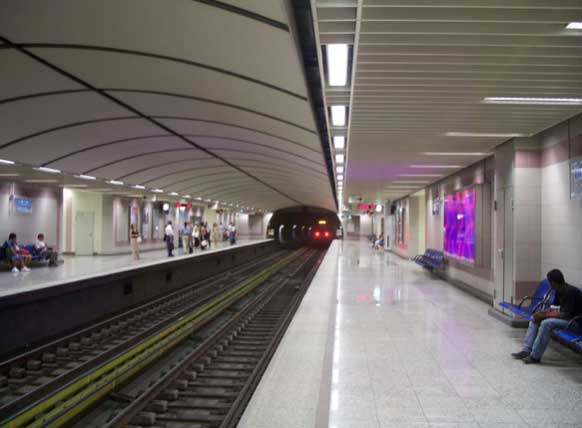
top-left (373, 234), bottom-right (384, 250)
top-left (2, 233), bottom-right (32, 273)
top-left (512, 269), bottom-right (582, 364)
top-left (34, 233), bottom-right (58, 266)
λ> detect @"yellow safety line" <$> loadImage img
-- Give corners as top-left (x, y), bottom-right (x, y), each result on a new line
top-left (2, 249), bottom-right (304, 428)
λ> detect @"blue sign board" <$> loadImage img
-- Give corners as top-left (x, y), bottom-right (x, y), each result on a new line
top-left (15, 197), bottom-right (32, 214)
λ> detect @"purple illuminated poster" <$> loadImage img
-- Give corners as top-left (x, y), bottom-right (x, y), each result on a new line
top-left (443, 188), bottom-right (475, 262)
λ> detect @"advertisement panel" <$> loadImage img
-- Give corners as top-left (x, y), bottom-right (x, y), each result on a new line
top-left (443, 187), bottom-right (475, 262)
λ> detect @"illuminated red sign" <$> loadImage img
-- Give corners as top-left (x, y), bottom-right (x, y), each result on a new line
top-left (357, 204), bottom-right (376, 210)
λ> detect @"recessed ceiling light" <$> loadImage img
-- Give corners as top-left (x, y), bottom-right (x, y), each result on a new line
top-left (0, 159), bottom-right (15, 165)
top-left (25, 179), bottom-right (59, 183)
top-left (445, 132), bottom-right (528, 138)
top-left (483, 96), bottom-right (582, 106)
top-left (133, 184), bottom-right (146, 190)
top-left (400, 174), bottom-right (441, 177)
top-left (566, 22), bottom-right (582, 29)
top-left (335, 154), bottom-right (345, 164)
top-left (333, 136), bottom-right (346, 150)
top-left (327, 44), bottom-right (348, 86)
top-left (331, 105), bottom-right (346, 127)
top-left (108, 180), bottom-right (124, 185)
top-left (336, 166), bottom-right (344, 173)
top-left (423, 152), bottom-right (487, 156)
top-left (409, 165), bottom-right (461, 169)
top-left (152, 189), bottom-right (164, 193)
top-left (76, 174), bottom-right (97, 180)
top-left (35, 166), bottom-right (61, 174)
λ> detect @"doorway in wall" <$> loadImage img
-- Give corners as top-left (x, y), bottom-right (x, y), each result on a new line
top-left (74, 211), bottom-right (95, 256)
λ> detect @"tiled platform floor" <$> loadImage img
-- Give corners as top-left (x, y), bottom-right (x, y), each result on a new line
top-left (0, 238), bottom-right (267, 298)
top-left (238, 239), bottom-right (582, 428)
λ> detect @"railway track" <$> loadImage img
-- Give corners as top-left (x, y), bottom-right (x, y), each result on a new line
top-left (0, 246), bottom-right (323, 428)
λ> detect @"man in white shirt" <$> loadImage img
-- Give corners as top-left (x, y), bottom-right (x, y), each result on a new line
top-left (164, 221), bottom-right (175, 257)
top-left (35, 233), bottom-right (58, 266)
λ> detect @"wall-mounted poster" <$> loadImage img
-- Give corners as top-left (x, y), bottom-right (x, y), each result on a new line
top-left (570, 157), bottom-right (582, 199)
top-left (14, 197), bottom-right (32, 214)
top-left (443, 187), bottom-right (475, 262)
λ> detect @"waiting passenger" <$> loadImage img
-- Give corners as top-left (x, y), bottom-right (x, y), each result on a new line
top-left (211, 222), bottom-right (220, 247)
top-left (181, 221), bottom-right (192, 254)
top-left (229, 222), bottom-right (237, 245)
top-left (34, 233), bottom-right (59, 265)
top-left (512, 269), bottom-right (582, 364)
top-left (2, 233), bottom-right (32, 273)
top-left (373, 234), bottom-right (384, 250)
top-left (192, 223), bottom-right (200, 249)
top-left (219, 222), bottom-right (226, 241)
top-left (164, 221), bottom-right (174, 257)
top-left (129, 225), bottom-right (140, 260)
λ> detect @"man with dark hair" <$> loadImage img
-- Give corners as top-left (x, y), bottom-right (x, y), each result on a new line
top-left (512, 269), bottom-right (582, 364)
top-left (34, 233), bottom-right (58, 266)
top-left (2, 233), bottom-right (32, 273)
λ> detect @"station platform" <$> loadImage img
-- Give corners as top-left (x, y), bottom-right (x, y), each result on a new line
top-left (0, 239), bottom-right (267, 299)
top-left (238, 239), bottom-right (582, 428)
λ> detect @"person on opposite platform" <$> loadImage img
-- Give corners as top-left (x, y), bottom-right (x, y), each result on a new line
top-left (512, 269), bottom-right (582, 364)
top-left (164, 221), bottom-right (175, 257)
top-left (129, 225), bottom-right (140, 261)
top-left (34, 233), bottom-right (59, 265)
top-left (2, 233), bottom-right (32, 273)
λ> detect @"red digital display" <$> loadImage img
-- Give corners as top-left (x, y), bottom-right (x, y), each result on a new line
top-left (357, 204), bottom-right (376, 210)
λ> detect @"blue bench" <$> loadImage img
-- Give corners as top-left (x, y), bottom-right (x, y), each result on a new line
top-left (413, 249), bottom-right (444, 271)
top-left (553, 316), bottom-right (582, 353)
top-left (499, 279), bottom-right (555, 321)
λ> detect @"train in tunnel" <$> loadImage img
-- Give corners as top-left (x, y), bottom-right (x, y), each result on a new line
top-left (266, 206), bottom-right (342, 246)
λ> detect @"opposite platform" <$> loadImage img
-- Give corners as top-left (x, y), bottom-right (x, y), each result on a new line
top-left (238, 239), bottom-right (582, 428)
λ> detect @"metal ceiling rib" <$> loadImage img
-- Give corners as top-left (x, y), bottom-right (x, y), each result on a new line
top-left (314, 0), bottom-right (582, 203)
top-left (0, 0), bottom-right (336, 211)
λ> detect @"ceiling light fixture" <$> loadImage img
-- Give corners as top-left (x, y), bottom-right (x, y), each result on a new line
top-left (400, 174), bottom-right (441, 177)
top-left (25, 179), bottom-right (59, 183)
top-left (333, 136), bottom-right (346, 150)
top-left (35, 166), bottom-right (61, 174)
top-left (107, 180), bottom-right (124, 185)
top-left (133, 184), bottom-right (146, 190)
top-left (183, 195), bottom-right (191, 198)
top-left (170, 192), bottom-right (179, 196)
top-left (409, 165), bottom-right (461, 169)
top-left (337, 174), bottom-right (344, 180)
top-left (327, 44), bottom-right (348, 86)
top-left (152, 189), bottom-right (164, 193)
top-left (0, 159), bottom-right (15, 165)
top-left (566, 22), bottom-right (582, 29)
top-left (423, 152), bottom-right (487, 156)
top-left (446, 132), bottom-right (528, 138)
top-left (483, 96), bottom-right (582, 106)
top-left (0, 173), bottom-right (20, 177)
top-left (195, 196), bottom-right (203, 200)
top-left (336, 166), bottom-right (344, 173)
top-left (76, 174), bottom-right (97, 180)
top-left (331, 105), bottom-right (346, 127)
top-left (335, 154), bottom-right (345, 164)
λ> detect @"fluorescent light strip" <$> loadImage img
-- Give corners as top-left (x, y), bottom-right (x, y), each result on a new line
top-left (25, 179), bottom-right (59, 183)
top-left (0, 173), bottom-right (20, 177)
top-left (392, 181), bottom-right (430, 184)
top-left (170, 192), bottom-right (179, 196)
top-left (152, 189), bottom-right (164, 193)
top-left (183, 195), bottom-right (191, 198)
top-left (409, 165), bottom-right (461, 169)
top-left (0, 159), bottom-right (15, 165)
top-left (133, 184), bottom-right (146, 190)
top-left (483, 96), bottom-right (582, 106)
top-left (35, 166), bottom-right (61, 174)
top-left (337, 174), bottom-right (344, 180)
top-left (195, 197), bottom-right (203, 200)
top-left (76, 174), bottom-right (97, 180)
top-left (400, 174), bottom-right (441, 177)
top-left (327, 44), bottom-right (348, 86)
top-left (333, 136), bottom-right (345, 150)
top-left (423, 152), bottom-right (487, 156)
top-left (446, 132), bottom-right (528, 138)
top-left (108, 180), bottom-right (124, 185)
top-left (566, 22), bottom-right (582, 29)
top-left (331, 105), bottom-right (346, 127)
top-left (336, 166), bottom-right (344, 173)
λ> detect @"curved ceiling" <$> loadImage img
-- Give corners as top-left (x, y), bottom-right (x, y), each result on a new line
top-left (0, 0), bottom-right (336, 211)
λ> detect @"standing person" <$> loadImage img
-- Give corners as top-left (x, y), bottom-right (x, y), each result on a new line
top-left (2, 233), bottom-right (32, 273)
top-left (211, 222), bottom-right (220, 247)
top-left (130, 224), bottom-right (140, 260)
top-left (183, 221), bottom-right (193, 254)
top-left (34, 233), bottom-right (59, 266)
top-left (219, 222), bottom-right (226, 242)
top-left (229, 222), bottom-right (237, 245)
top-left (200, 223), bottom-right (208, 250)
top-left (164, 221), bottom-right (175, 257)
top-left (192, 223), bottom-right (200, 249)
top-left (512, 269), bottom-right (582, 364)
